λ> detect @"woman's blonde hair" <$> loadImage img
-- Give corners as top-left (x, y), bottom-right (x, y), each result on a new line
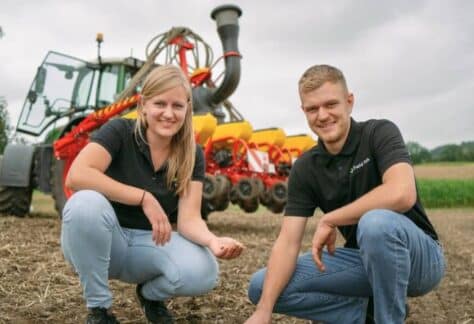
top-left (135, 64), bottom-right (195, 195)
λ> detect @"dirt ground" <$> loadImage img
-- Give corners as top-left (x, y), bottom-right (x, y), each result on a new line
top-left (414, 163), bottom-right (474, 179)
top-left (0, 202), bottom-right (473, 323)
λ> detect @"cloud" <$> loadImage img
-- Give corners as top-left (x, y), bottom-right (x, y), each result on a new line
top-left (0, 1), bottom-right (473, 147)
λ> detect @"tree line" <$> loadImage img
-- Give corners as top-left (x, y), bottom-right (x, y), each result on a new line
top-left (407, 141), bottom-right (474, 164)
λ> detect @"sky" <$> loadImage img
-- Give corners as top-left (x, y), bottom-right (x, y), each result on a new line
top-left (1, 0), bottom-right (473, 149)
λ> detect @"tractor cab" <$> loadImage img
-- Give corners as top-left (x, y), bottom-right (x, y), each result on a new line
top-left (16, 51), bottom-right (143, 138)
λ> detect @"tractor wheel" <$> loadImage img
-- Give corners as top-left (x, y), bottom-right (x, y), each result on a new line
top-left (51, 158), bottom-right (73, 218)
top-left (235, 178), bottom-right (259, 201)
top-left (201, 199), bottom-right (215, 221)
top-left (269, 182), bottom-right (288, 206)
top-left (214, 175), bottom-right (231, 211)
top-left (214, 194), bottom-right (230, 211)
top-left (239, 197), bottom-right (259, 213)
top-left (259, 189), bottom-right (272, 207)
top-left (268, 202), bottom-right (285, 214)
top-left (0, 186), bottom-right (32, 217)
top-left (203, 175), bottom-right (218, 201)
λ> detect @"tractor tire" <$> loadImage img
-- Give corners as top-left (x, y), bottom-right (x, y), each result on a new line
top-left (0, 186), bottom-right (32, 217)
top-left (203, 175), bottom-right (218, 201)
top-left (201, 199), bottom-right (215, 221)
top-left (50, 159), bottom-right (68, 218)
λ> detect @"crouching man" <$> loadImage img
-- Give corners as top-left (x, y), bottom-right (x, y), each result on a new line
top-left (245, 64), bottom-right (445, 324)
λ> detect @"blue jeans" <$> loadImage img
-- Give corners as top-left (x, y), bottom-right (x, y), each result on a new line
top-left (248, 209), bottom-right (445, 323)
top-left (61, 190), bottom-right (219, 309)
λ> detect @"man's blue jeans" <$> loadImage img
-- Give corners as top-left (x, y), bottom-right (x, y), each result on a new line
top-left (248, 209), bottom-right (445, 323)
top-left (61, 190), bottom-right (219, 309)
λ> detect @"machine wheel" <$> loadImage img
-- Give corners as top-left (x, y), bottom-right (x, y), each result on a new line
top-left (51, 158), bottom-right (73, 218)
top-left (269, 182), bottom-right (288, 206)
top-left (239, 197), bottom-right (259, 213)
top-left (201, 199), bottom-right (215, 221)
top-left (235, 178), bottom-right (259, 201)
top-left (0, 186), bottom-right (32, 217)
top-left (203, 175), bottom-right (218, 201)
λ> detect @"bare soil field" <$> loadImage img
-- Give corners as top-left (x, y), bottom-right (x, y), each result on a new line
top-left (414, 163), bottom-right (474, 179)
top-left (0, 195), bottom-right (473, 323)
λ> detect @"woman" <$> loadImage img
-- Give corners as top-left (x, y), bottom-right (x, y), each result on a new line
top-left (61, 64), bottom-right (244, 324)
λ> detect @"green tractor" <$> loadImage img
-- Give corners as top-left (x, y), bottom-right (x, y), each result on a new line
top-left (0, 4), bottom-right (243, 218)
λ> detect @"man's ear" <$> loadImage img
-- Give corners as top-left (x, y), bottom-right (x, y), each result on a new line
top-left (347, 92), bottom-right (355, 113)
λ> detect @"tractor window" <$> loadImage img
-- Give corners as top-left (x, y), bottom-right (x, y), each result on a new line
top-left (16, 51), bottom-right (95, 136)
top-left (97, 65), bottom-right (120, 107)
top-left (75, 69), bottom-right (98, 108)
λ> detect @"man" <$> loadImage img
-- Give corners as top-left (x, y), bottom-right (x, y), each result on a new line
top-left (245, 65), bottom-right (445, 323)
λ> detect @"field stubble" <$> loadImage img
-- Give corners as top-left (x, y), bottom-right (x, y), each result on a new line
top-left (0, 193), bottom-right (473, 323)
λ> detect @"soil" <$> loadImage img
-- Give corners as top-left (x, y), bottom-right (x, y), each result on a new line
top-left (414, 163), bottom-right (474, 179)
top-left (0, 207), bottom-right (473, 324)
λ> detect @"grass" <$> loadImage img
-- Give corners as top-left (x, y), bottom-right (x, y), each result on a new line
top-left (417, 179), bottom-right (474, 208)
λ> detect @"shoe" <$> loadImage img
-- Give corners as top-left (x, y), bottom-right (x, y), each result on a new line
top-left (136, 284), bottom-right (175, 324)
top-left (86, 307), bottom-right (120, 324)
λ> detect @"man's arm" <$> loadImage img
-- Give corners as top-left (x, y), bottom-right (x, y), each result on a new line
top-left (245, 216), bottom-right (308, 324)
top-left (312, 162), bottom-right (416, 271)
top-left (321, 161), bottom-right (416, 227)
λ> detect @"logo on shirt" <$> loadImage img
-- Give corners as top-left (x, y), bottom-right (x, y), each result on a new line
top-left (349, 157), bottom-right (371, 174)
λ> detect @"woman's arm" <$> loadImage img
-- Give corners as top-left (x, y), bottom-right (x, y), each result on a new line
top-left (67, 142), bottom-right (145, 205)
top-left (177, 181), bottom-right (244, 259)
top-left (66, 142), bottom-right (171, 245)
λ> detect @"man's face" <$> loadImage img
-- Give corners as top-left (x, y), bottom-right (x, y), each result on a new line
top-left (300, 81), bottom-right (354, 152)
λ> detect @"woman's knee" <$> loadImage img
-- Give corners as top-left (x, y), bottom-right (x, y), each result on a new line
top-left (62, 190), bottom-right (115, 228)
top-left (178, 249), bottom-right (219, 295)
top-left (248, 268), bottom-right (266, 305)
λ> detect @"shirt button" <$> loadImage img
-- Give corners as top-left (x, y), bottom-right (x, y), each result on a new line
top-left (152, 176), bottom-right (156, 180)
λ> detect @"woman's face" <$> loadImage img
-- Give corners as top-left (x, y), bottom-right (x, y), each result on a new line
top-left (142, 85), bottom-right (189, 142)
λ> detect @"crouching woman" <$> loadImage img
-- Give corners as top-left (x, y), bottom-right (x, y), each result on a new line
top-left (61, 64), bottom-right (244, 324)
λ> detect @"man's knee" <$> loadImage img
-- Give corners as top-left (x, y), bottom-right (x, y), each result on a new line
top-left (248, 269), bottom-right (266, 305)
top-left (357, 209), bottom-right (399, 244)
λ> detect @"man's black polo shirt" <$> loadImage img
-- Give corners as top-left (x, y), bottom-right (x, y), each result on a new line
top-left (90, 118), bottom-right (205, 230)
top-left (284, 118), bottom-right (438, 249)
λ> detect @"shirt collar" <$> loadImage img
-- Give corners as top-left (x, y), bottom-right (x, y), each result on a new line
top-left (134, 121), bottom-right (169, 172)
top-left (313, 118), bottom-right (362, 162)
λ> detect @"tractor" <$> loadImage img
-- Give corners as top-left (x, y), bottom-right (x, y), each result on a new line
top-left (0, 4), bottom-right (316, 219)
top-left (0, 4), bottom-right (245, 218)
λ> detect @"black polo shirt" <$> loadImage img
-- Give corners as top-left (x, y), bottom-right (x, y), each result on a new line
top-left (90, 118), bottom-right (205, 229)
top-left (284, 118), bottom-right (438, 249)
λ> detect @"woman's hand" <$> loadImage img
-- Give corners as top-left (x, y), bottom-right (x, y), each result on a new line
top-left (209, 236), bottom-right (245, 260)
top-left (141, 191), bottom-right (172, 245)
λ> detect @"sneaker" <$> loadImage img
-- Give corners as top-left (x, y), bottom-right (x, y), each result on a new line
top-left (86, 307), bottom-right (120, 324)
top-left (136, 284), bottom-right (175, 324)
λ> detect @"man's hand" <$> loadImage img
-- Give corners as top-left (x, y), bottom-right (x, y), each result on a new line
top-left (209, 237), bottom-right (245, 260)
top-left (244, 308), bottom-right (272, 324)
top-left (312, 216), bottom-right (337, 272)
top-left (141, 192), bottom-right (172, 245)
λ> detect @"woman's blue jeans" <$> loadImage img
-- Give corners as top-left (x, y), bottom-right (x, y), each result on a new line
top-left (61, 190), bottom-right (219, 309)
top-left (248, 209), bottom-right (445, 323)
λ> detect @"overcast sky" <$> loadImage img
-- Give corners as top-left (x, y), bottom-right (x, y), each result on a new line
top-left (1, 0), bottom-right (473, 149)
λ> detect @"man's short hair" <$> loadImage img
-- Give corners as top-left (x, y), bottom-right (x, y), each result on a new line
top-left (298, 64), bottom-right (348, 94)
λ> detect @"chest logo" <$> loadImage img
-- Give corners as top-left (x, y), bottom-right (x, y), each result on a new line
top-left (349, 157), bottom-right (371, 174)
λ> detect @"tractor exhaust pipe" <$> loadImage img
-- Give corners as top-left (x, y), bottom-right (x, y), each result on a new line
top-left (209, 4), bottom-right (242, 105)
top-left (193, 5), bottom-right (242, 118)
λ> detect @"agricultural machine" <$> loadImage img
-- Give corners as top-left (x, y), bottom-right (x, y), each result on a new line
top-left (0, 4), bottom-right (316, 219)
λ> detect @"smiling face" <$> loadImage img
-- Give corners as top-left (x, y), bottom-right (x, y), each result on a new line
top-left (300, 81), bottom-right (354, 154)
top-left (141, 85), bottom-right (189, 143)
